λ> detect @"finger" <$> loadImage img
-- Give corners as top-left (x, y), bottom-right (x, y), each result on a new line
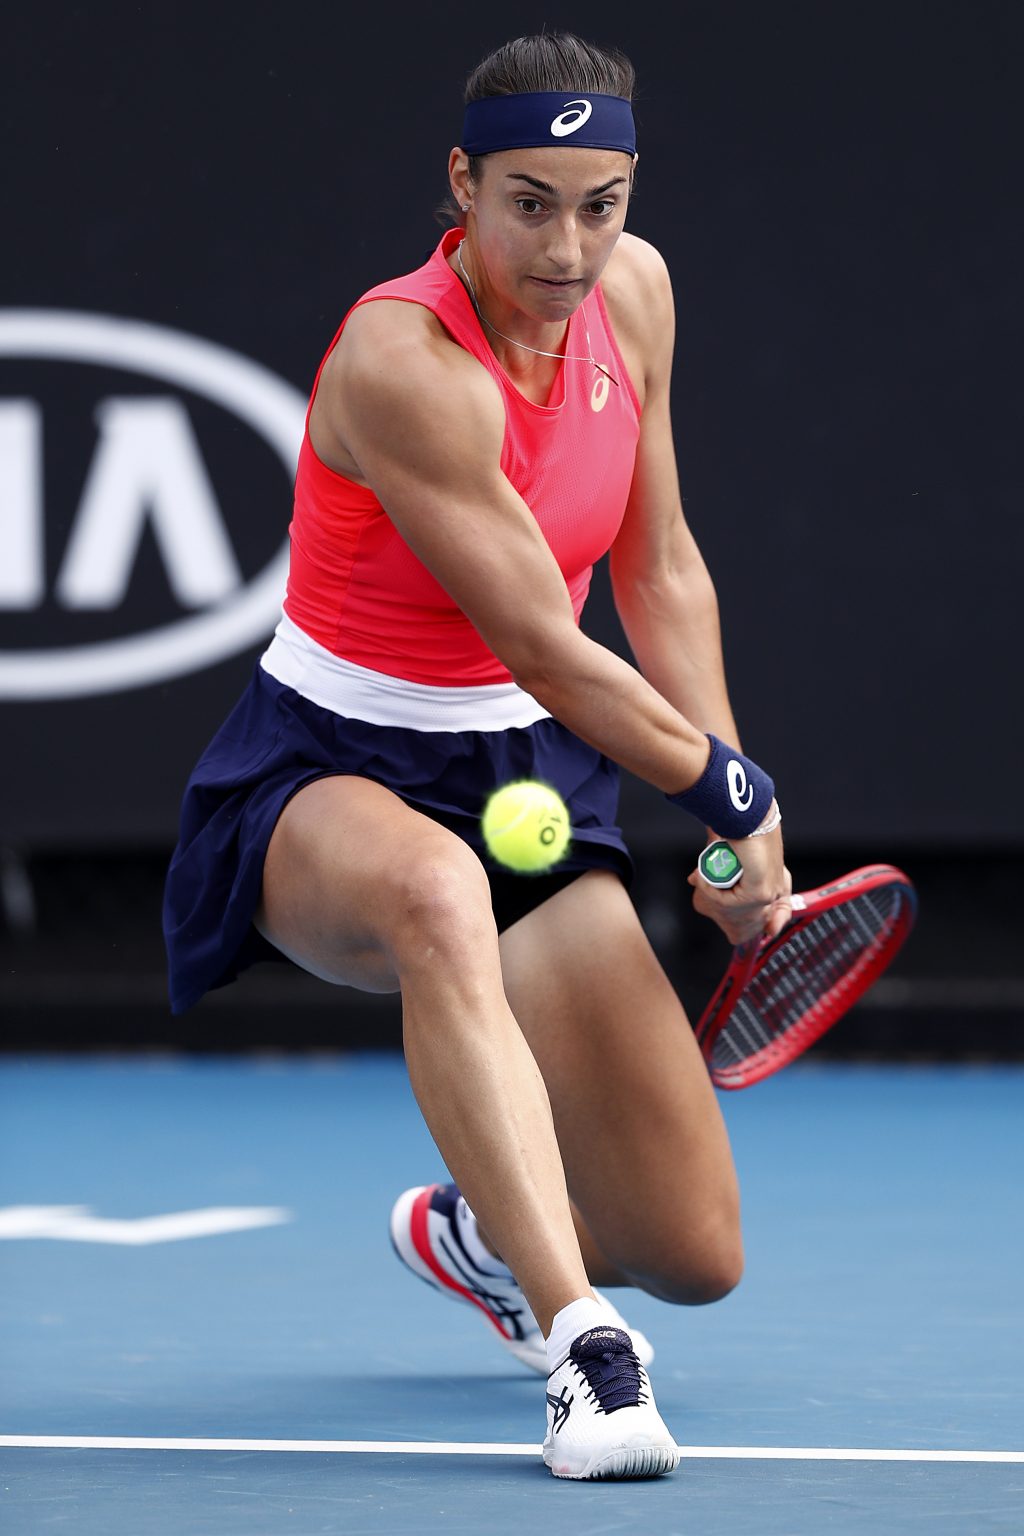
top-left (690, 887), bottom-right (743, 945)
top-left (718, 904), bottom-right (766, 947)
top-left (764, 900), bottom-right (793, 941)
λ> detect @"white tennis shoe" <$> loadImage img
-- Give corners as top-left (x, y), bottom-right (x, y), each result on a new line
top-left (543, 1325), bottom-right (680, 1480)
top-left (389, 1183), bottom-right (655, 1376)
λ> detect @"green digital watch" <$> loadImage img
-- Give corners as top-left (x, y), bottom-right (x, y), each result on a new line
top-left (697, 840), bottom-right (743, 889)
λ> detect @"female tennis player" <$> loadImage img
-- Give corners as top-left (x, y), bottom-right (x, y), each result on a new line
top-left (164, 31), bottom-right (790, 1480)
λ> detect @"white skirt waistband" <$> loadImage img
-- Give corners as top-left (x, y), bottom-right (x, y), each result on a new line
top-left (260, 615), bottom-right (552, 733)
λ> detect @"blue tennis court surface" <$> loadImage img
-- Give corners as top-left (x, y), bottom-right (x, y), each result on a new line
top-left (2, 1055), bottom-right (1022, 1532)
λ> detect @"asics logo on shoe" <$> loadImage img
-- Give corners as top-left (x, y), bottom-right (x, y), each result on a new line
top-left (570, 1327), bottom-right (643, 1415)
top-left (392, 1185), bottom-right (656, 1380)
top-left (546, 1387), bottom-right (574, 1434)
top-left (578, 1328), bottom-right (618, 1348)
top-left (438, 1234), bottom-right (528, 1340)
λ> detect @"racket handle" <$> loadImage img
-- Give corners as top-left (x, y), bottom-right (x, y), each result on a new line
top-left (697, 840), bottom-right (743, 888)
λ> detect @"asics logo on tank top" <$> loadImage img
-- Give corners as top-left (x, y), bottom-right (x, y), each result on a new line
top-left (727, 759), bottom-right (755, 812)
top-left (591, 369), bottom-right (611, 412)
top-left (550, 99), bottom-right (593, 137)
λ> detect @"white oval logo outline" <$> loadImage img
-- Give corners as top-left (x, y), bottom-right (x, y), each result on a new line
top-left (727, 758), bottom-right (754, 813)
top-left (0, 309), bottom-right (305, 700)
top-left (550, 99), bottom-right (594, 138)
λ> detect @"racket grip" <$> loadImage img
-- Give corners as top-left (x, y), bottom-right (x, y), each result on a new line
top-left (697, 840), bottom-right (743, 888)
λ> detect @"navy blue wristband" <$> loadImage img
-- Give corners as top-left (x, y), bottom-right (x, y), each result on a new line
top-left (666, 735), bottom-right (775, 840)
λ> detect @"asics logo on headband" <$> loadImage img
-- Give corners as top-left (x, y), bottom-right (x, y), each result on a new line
top-left (462, 94), bottom-right (635, 156)
top-left (727, 759), bottom-right (755, 813)
top-left (550, 99), bottom-right (593, 138)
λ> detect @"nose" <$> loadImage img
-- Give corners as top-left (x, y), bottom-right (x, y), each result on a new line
top-left (544, 215), bottom-right (582, 273)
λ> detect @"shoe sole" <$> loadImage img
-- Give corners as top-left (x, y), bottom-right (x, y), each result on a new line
top-left (544, 1440), bottom-right (681, 1480)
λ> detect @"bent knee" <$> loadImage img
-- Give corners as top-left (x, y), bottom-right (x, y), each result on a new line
top-left (387, 838), bottom-right (494, 963)
top-left (628, 1226), bottom-right (745, 1306)
top-left (657, 1243), bottom-right (744, 1306)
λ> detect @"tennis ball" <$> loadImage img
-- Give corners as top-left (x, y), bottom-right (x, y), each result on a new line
top-left (481, 780), bottom-right (572, 874)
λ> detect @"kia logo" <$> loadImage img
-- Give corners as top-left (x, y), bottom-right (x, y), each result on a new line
top-left (0, 310), bottom-right (305, 699)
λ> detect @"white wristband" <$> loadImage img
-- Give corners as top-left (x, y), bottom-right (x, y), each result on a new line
top-left (745, 798), bottom-right (782, 838)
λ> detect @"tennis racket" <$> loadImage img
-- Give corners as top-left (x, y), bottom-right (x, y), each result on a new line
top-left (694, 854), bottom-right (917, 1089)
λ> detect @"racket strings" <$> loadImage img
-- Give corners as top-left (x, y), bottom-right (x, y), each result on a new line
top-left (710, 887), bottom-right (904, 1071)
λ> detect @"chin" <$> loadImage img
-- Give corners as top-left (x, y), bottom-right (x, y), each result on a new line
top-left (526, 282), bottom-right (590, 318)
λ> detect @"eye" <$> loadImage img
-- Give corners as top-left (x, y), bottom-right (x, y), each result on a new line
top-left (515, 197), bottom-right (545, 216)
top-left (587, 199), bottom-right (617, 217)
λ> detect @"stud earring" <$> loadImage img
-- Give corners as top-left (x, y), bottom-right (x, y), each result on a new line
top-left (461, 203), bottom-right (471, 211)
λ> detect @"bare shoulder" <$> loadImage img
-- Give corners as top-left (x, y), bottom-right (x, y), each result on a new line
top-left (313, 298), bottom-right (505, 475)
top-left (600, 234), bottom-right (676, 391)
top-left (607, 230), bottom-right (672, 285)
top-left (326, 299), bottom-right (498, 413)
top-left (604, 233), bottom-right (673, 318)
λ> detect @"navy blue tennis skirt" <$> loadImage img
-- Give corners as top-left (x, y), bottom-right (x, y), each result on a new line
top-left (163, 665), bottom-right (633, 1014)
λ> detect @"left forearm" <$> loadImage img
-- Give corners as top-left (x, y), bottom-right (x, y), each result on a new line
top-left (612, 561), bottom-right (744, 750)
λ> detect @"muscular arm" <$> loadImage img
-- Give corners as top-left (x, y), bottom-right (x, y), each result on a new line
top-left (602, 241), bottom-right (791, 940)
top-left (606, 241), bottom-right (742, 748)
top-left (322, 299), bottom-right (712, 796)
top-left (318, 289), bottom-right (787, 943)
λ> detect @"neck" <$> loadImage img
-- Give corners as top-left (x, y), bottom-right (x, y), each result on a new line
top-left (450, 237), bottom-right (617, 389)
top-left (454, 240), bottom-right (572, 359)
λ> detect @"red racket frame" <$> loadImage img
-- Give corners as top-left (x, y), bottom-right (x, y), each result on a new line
top-left (694, 863), bottom-right (917, 1089)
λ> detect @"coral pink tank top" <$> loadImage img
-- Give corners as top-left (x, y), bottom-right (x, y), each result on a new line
top-left (283, 228), bottom-right (642, 686)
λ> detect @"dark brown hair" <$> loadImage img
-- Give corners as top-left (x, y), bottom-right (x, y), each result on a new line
top-left (440, 31), bottom-right (637, 227)
top-left (464, 32), bottom-right (635, 104)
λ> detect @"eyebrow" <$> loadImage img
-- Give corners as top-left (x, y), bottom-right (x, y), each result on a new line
top-left (505, 173), bottom-right (629, 198)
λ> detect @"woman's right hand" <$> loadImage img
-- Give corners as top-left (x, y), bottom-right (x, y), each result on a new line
top-left (687, 824), bottom-right (792, 948)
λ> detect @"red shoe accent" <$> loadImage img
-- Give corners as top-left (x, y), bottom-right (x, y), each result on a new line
top-left (408, 1185), bottom-right (512, 1340)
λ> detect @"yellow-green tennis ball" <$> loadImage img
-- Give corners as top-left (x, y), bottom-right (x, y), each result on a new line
top-left (481, 780), bottom-right (572, 874)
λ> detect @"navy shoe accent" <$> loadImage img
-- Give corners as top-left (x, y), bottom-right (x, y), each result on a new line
top-left (568, 1327), bottom-right (645, 1415)
top-left (389, 1184), bottom-right (657, 1377)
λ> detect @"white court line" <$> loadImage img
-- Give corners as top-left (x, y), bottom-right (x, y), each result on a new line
top-left (1, 1437), bottom-right (1022, 1463)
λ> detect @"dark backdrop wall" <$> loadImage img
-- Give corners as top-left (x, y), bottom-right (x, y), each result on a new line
top-left (2, 0), bottom-right (1021, 856)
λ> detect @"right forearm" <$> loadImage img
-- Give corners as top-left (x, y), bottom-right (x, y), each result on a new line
top-left (512, 631), bottom-right (712, 794)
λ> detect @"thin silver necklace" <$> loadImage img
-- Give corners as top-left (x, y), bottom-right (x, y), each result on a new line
top-left (456, 240), bottom-right (617, 385)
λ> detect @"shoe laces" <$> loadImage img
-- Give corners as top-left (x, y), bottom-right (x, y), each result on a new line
top-left (569, 1327), bottom-right (646, 1415)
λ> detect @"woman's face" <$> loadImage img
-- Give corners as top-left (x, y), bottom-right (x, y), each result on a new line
top-left (452, 145), bottom-right (635, 325)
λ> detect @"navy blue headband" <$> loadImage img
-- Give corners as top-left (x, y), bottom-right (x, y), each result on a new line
top-left (462, 92), bottom-right (636, 156)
